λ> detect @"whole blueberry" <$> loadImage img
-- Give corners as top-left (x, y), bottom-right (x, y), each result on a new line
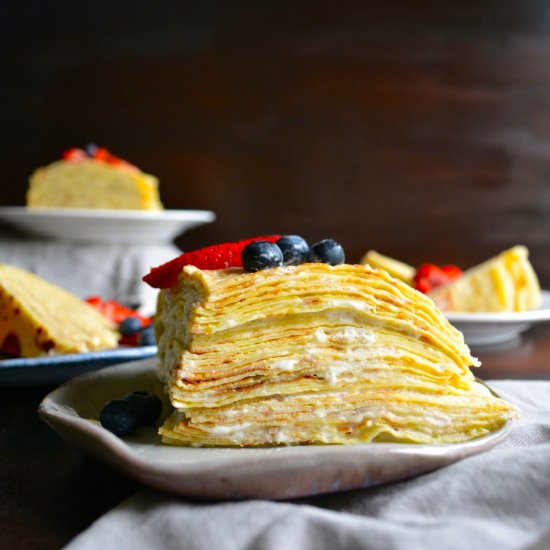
top-left (276, 235), bottom-right (310, 266)
top-left (138, 325), bottom-right (156, 346)
top-left (309, 239), bottom-right (345, 265)
top-left (85, 143), bottom-right (98, 157)
top-left (119, 316), bottom-right (142, 336)
top-left (124, 391), bottom-right (163, 425)
top-left (241, 241), bottom-right (284, 272)
top-left (100, 399), bottom-right (139, 436)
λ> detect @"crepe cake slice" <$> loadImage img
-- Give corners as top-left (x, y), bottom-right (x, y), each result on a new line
top-left (0, 264), bottom-right (119, 357)
top-left (27, 146), bottom-right (163, 210)
top-left (154, 262), bottom-right (517, 447)
top-left (360, 249), bottom-right (416, 285)
top-left (428, 246), bottom-right (541, 313)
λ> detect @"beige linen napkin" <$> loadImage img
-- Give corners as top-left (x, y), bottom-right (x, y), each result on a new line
top-left (64, 380), bottom-right (550, 550)
top-left (0, 233), bottom-right (179, 315)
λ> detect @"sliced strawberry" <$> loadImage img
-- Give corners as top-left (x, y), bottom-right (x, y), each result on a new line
top-left (86, 296), bottom-right (152, 326)
top-left (440, 264), bottom-right (463, 278)
top-left (86, 296), bottom-right (153, 347)
top-left (143, 235), bottom-right (281, 289)
top-left (90, 146), bottom-right (133, 167)
top-left (92, 147), bottom-right (111, 162)
top-left (85, 295), bottom-right (102, 308)
top-left (61, 145), bottom-right (138, 171)
top-left (62, 148), bottom-right (87, 161)
top-left (414, 262), bottom-right (463, 293)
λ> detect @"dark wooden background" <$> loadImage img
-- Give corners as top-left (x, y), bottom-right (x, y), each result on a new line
top-left (2, 0), bottom-right (550, 281)
top-left (3, 4), bottom-right (550, 547)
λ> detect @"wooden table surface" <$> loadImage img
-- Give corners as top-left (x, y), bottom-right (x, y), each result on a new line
top-left (1, 323), bottom-right (549, 549)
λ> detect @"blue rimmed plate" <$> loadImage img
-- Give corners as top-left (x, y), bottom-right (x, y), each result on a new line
top-left (0, 346), bottom-right (157, 386)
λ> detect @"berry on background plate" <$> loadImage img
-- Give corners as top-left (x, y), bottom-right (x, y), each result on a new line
top-left (138, 325), bottom-right (156, 346)
top-left (86, 296), bottom-right (152, 346)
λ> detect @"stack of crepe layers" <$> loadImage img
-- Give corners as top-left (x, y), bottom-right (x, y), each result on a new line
top-left (156, 263), bottom-right (516, 447)
top-left (27, 158), bottom-right (163, 210)
top-left (0, 264), bottom-right (119, 357)
top-left (428, 245), bottom-right (541, 313)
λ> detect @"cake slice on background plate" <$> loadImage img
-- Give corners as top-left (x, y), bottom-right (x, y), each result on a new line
top-left (361, 245), bottom-right (541, 314)
top-left (427, 246), bottom-right (541, 313)
top-left (26, 145), bottom-right (163, 211)
top-left (0, 264), bottom-right (119, 357)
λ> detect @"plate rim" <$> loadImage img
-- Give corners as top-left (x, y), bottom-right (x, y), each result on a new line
top-left (445, 289), bottom-right (550, 324)
top-left (0, 206), bottom-right (216, 222)
top-left (0, 345), bottom-right (157, 370)
top-left (0, 206), bottom-right (216, 244)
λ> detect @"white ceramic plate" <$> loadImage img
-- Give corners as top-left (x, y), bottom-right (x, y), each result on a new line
top-left (0, 207), bottom-right (215, 244)
top-left (39, 358), bottom-right (512, 500)
top-left (0, 346), bottom-right (157, 386)
top-left (445, 290), bottom-right (550, 347)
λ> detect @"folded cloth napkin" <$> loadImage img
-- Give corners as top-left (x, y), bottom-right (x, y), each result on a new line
top-left (0, 230), bottom-right (180, 315)
top-left (64, 380), bottom-right (550, 550)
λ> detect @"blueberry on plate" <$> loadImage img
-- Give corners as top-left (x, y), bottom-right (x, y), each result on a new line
top-left (99, 399), bottom-right (139, 436)
top-left (119, 316), bottom-right (143, 336)
top-left (241, 241), bottom-right (284, 272)
top-left (124, 391), bottom-right (163, 425)
top-left (309, 239), bottom-right (345, 265)
top-left (138, 325), bottom-right (156, 346)
top-left (276, 235), bottom-right (310, 266)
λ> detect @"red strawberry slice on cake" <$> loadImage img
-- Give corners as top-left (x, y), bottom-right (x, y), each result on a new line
top-left (143, 235), bottom-right (281, 289)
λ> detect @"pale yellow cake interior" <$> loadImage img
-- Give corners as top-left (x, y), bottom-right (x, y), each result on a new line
top-left (428, 246), bottom-right (541, 313)
top-left (27, 159), bottom-right (163, 210)
top-left (155, 263), bottom-right (516, 447)
top-left (0, 264), bottom-right (119, 357)
top-left (361, 249), bottom-right (416, 285)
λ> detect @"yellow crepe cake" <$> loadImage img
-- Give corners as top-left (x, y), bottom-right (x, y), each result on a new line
top-left (361, 245), bottom-right (541, 314)
top-left (146, 237), bottom-right (516, 447)
top-left (361, 249), bottom-right (416, 285)
top-left (0, 264), bottom-right (119, 357)
top-left (428, 246), bottom-right (541, 313)
top-left (27, 146), bottom-right (163, 210)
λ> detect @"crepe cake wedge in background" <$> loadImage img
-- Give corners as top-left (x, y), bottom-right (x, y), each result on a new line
top-left (145, 236), bottom-right (517, 447)
top-left (26, 145), bottom-right (163, 211)
top-left (362, 245), bottom-right (541, 314)
top-left (0, 264), bottom-right (119, 357)
top-left (427, 246), bottom-right (541, 313)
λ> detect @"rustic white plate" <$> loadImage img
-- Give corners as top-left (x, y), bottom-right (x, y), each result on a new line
top-left (446, 290), bottom-right (550, 347)
top-left (38, 358), bottom-right (512, 500)
top-left (0, 207), bottom-right (215, 244)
